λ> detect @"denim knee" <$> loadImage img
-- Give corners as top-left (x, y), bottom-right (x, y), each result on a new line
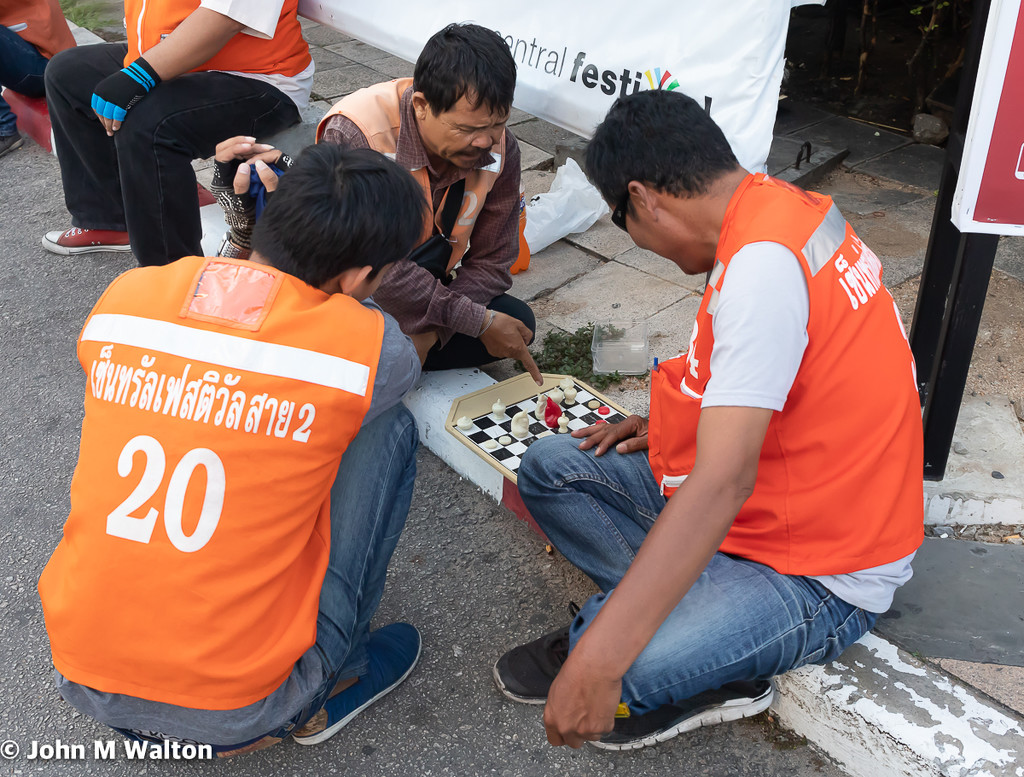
top-left (517, 434), bottom-right (581, 497)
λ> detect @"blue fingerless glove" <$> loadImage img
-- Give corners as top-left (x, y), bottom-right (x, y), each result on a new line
top-left (91, 57), bottom-right (161, 123)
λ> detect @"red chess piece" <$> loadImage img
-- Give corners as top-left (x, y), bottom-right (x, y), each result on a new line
top-left (544, 397), bottom-right (563, 427)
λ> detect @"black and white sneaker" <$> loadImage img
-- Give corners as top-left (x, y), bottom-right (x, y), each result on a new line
top-left (492, 625), bottom-right (571, 704)
top-left (593, 680), bottom-right (775, 751)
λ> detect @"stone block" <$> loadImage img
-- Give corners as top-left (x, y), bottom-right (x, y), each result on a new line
top-left (773, 99), bottom-right (832, 136)
top-left (923, 494), bottom-right (951, 525)
top-left (564, 214), bottom-right (635, 260)
top-left (302, 24), bottom-right (353, 47)
top-left (530, 262), bottom-right (688, 333)
top-left (324, 39), bottom-right (394, 65)
top-left (853, 144), bottom-right (945, 192)
top-left (613, 247), bottom-right (706, 292)
top-left (313, 64), bottom-right (383, 101)
top-left (912, 113), bottom-right (949, 145)
top-left (365, 54), bottom-right (415, 80)
top-left (309, 46), bottom-right (349, 72)
top-left (261, 100), bottom-right (333, 157)
top-left (509, 241), bottom-right (602, 303)
top-left (522, 170), bottom-right (555, 203)
top-left (645, 295), bottom-right (703, 359)
top-left (512, 119), bottom-right (584, 156)
top-left (796, 116), bottom-right (911, 168)
top-left (519, 140), bottom-right (553, 172)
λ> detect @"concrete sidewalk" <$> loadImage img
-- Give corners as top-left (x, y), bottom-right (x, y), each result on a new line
top-left (7, 16), bottom-right (1024, 777)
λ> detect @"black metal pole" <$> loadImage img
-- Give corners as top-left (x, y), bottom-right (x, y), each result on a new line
top-left (908, 0), bottom-right (1000, 480)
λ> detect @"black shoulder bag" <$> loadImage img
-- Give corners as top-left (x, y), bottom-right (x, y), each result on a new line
top-left (407, 178), bottom-right (466, 284)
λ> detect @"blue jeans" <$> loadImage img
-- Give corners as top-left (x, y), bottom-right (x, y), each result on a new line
top-left (517, 435), bottom-right (876, 715)
top-left (0, 26), bottom-right (49, 136)
top-left (112, 404), bottom-right (419, 752)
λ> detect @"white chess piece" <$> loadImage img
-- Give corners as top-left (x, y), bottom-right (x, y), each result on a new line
top-left (457, 416), bottom-right (473, 430)
top-left (534, 393), bottom-right (546, 421)
top-left (559, 377), bottom-right (574, 392)
top-left (511, 411), bottom-right (530, 438)
top-left (557, 416), bottom-right (569, 434)
top-left (492, 399), bottom-right (506, 419)
top-left (564, 386), bottom-right (578, 405)
top-left (547, 388), bottom-right (564, 406)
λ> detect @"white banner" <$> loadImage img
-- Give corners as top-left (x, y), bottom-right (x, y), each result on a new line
top-left (299, 1), bottom-right (818, 173)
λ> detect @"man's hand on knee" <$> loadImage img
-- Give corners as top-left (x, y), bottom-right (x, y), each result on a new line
top-left (575, 414), bottom-right (649, 456)
top-left (91, 57), bottom-right (161, 136)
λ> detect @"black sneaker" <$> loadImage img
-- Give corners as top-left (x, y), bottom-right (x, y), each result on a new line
top-left (593, 680), bottom-right (774, 751)
top-left (0, 132), bottom-right (24, 159)
top-left (493, 625), bottom-right (570, 704)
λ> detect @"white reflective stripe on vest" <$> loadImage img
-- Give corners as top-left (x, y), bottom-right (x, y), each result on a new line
top-left (802, 203), bottom-right (848, 276)
top-left (660, 473), bottom-right (688, 495)
top-left (82, 314), bottom-right (372, 396)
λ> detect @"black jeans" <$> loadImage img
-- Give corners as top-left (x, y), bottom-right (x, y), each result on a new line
top-left (424, 293), bottom-right (536, 371)
top-left (45, 43), bottom-right (299, 266)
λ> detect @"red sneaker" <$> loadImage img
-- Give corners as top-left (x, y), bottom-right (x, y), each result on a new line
top-left (41, 227), bottom-right (132, 255)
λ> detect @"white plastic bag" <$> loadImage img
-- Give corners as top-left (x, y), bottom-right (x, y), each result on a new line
top-left (523, 159), bottom-right (608, 254)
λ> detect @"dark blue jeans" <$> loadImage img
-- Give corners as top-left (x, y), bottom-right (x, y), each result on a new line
top-left (0, 26), bottom-right (49, 136)
top-left (44, 43), bottom-right (299, 266)
top-left (517, 434), bottom-right (877, 715)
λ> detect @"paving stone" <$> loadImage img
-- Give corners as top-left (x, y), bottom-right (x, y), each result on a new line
top-left (509, 241), bottom-right (602, 303)
top-left (313, 64), bottom-right (384, 101)
top-left (818, 171), bottom-right (928, 217)
top-left (767, 136), bottom-right (809, 176)
top-left (325, 39), bottom-right (396, 65)
top-left (646, 294), bottom-right (703, 360)
top-left (512, 119), bottom-right (585, 156)
top-left (852, 143), bottom-right (944, 192)
top-left (530, 262), bottom-right (688, 333)
top-left (564, 213), bottom-right (634, 260)
top-left (365, 54), bottom-right (415, 79)
top-left (302, 24), bottom-right (352, 47)
top-left (613, 246), bottom-right (706, 292)
top-left (774, 99), bottom-right (832, 136)
top-left (995, 235), bottom-right (1024, 284)
top-left (847, 196), bottom-right (935, 287)
top-left (796, 115), bottom-right (911, 168)
top-left (309, 46), bottom-right (350, 72)
top-left (519, 140), bottom-right (552, 172)
top-left (522, 170), bottom-right (555, 203)
top-left (934, 659), bottom-right (1024, 716)
top-left (507, 107), bottom-right (534, 126)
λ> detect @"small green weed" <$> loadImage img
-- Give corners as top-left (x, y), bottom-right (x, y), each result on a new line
top-left (522, 324), bottom-right (637, 391)
top-left (59, 0), bottom-right (104, 30)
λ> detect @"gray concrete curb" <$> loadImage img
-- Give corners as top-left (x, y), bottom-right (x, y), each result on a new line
top-left (403, 369), bottom-right (1024, 777)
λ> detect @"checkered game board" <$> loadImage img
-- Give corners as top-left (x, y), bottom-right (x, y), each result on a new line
top-left (452, 384), bottom-right (628, 476)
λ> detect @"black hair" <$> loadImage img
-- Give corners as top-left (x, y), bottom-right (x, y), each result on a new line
top-left (251, 144), bottom-right (426, 288)
top-left (585, 90), bottom-right (740, 209)
top-left (413, 23), bottom-right (516, 116)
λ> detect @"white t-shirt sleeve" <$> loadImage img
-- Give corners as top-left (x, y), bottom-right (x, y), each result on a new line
top-left (701, 241), bottom-right (809, 411)
top-left (199, 0), bottom-right (286, 39)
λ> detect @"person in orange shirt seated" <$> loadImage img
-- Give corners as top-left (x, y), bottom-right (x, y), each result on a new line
top-left (39, 142), bottom-right (430, 755)
top-left (493, 90), bottom-right (923, 752)
top-left (0, 0), bottom-right (75, 157)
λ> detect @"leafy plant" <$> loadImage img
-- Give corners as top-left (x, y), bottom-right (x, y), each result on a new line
top-left (521, 324), bottom-right (634, 391)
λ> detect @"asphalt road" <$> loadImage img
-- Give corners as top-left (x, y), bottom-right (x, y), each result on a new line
top-left (0, 142), bottom-right (848, 776)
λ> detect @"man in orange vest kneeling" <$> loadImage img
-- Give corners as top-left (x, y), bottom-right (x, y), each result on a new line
top-left (493, 90), bottom-right (924, 751)
top-left (318, 23), bottom-right (541, 385)
top-left (39, 143), bottom-right (429, 755)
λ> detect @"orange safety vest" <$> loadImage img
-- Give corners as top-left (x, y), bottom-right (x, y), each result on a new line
top-left (39, 257), bottom-right (383, 710)
top-left (0, 0), bottom-right (75, 60)
top-left (648, 174), bottom-right (923, 575)
top-left (317, 78), bottom-right (505, 269)
top-left (123, 0), bottom-right (310, 77)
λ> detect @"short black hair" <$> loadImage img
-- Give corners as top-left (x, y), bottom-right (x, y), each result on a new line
top-left (413, 23), bottom-right (516, 116)
top-left (586, 90), bottom-right (740, 208)
top-left (252, 144), bottom-right (426, 288)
